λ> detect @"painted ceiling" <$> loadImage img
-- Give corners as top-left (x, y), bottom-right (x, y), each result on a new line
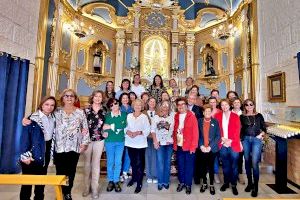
top-left (67, 0), bottom-right (243, 27)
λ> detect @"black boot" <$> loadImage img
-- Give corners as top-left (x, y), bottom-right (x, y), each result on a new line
top-left (251, 180), bottom-right (258, 197)
top-left (245, 176), bottom-right (253, 192)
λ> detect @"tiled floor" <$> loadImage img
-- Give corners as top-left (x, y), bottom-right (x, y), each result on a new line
top-left (0, 170), bottom-right (299, 200)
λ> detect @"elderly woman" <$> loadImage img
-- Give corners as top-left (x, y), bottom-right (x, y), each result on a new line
top-left (198, 104), bottom-right (221, 195)
top-left (54, 89), bottom-right (90, 200)
top-left (240, 99), bottom-right (266, 197)
top-left (152, 100), bottom-right (175, 190)
top-left (82, 90), bottom-right (107, 199)
top-left (103, 98), bottom-right (127, 193)
top-left (20, 96), bottom-right (57, 200)
top-left (173, 97), bottom-right (199, 195)
top-left (215, 99), bottom-right (241, 196)
top-left (125, 99), bottom-right (151, 193)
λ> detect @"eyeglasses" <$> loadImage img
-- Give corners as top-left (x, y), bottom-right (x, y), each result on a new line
top-left (245, 103), bottom-right (254, 107)
top-left (110, 102), bottom-right (118, 107)
top-left (64, 94), bottom-right (75, 98)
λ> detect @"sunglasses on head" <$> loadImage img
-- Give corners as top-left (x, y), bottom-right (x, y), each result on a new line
top-left (110, 102), bottom-right (118, 107)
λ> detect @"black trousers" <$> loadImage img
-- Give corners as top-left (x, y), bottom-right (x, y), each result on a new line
top-left (20, 140), bottom-right (51, 200)
top-left (194, 148), bottom-right (202, 184)
top-left (54, 151), bottom-right (80, 195)
top-left (127, 147), bottom-right (146, 186)
top-left (199, 151), bottom-right (217, 185)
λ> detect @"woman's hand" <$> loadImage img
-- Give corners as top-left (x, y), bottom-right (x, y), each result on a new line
top-left (21, 157), bottom-right (34, 165)
top-left (200, 145), bottom-right (206, 153)
top-left (102, 124), bottom-right (111, 130)
top-left (102, 132), bottom-right (108, 138)
top-left (79, 144), bottom-right (88, 153)
top-left (154, 141), bottom-right (160, 149)
top-left (22, 118), bottom-right (31, 126)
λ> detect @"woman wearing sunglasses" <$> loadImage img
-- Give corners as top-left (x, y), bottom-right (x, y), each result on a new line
top-left (240, 99), bottom-right (266, 197)
top-left (103, 98), bottom-right (127, 193)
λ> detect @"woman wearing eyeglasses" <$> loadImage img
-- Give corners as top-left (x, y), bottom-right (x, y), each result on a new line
top-left (125, 99), bottom-right (151, 193)
top-left (54, 89), bottom-right (90, 200)
top-left (103, 98), bottom-right (127, 193)
top-left (151, 100), bottom-right (175, 190)
top-left (173, 97), bottom-right (199, 195)
top-left (145, 97), bottom-right (158, 184)
top-left (240, 99), bottom-right (266, 197)
top-left (215, 99), bottom-right (241, 196)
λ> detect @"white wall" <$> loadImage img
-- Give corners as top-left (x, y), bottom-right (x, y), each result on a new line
top-left (257, 0), bottom-right (300, 124)
top-left (0, 0), bottom-right (41, 115)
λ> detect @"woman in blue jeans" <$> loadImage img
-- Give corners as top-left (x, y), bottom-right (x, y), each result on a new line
top-left (103, 98), bottom-right (127, 192)
top-left (151, 100), bottom-right (175, 190)
top-left (240, 99), bottom-right (266, 197)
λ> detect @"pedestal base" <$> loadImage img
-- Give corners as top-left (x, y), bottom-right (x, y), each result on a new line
top-left (267, 183), bottom-right (296, 194)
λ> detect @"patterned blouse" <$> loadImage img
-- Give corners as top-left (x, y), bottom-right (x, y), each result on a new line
top-left (151, 112), bottom-right (175, 145)
top-left (147, 85), bottom-right (166, 103)
top-left (84, 105), bottom-right (107, 141)
top-left (54, 108), bottom-right (90, 153)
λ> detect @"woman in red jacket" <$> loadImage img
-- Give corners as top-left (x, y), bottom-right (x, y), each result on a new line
top-left (173, 97), bottom-right (199, 195)
top-left (215, 99), bottom-right (241, 196)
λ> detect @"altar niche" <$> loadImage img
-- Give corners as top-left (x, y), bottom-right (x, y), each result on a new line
top-left (201, 44), bottom-right (218, 77)
top-left (141, 36), bottom-right (170, 80)
top-left (88, 40), bottom-right (108, 74)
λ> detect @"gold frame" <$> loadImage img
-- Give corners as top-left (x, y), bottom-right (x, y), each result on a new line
top-left (267, 72), bottom-right (286, 102)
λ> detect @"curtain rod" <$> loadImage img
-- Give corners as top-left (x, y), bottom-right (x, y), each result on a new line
top-left (0, 51), bottom-right (36, 65)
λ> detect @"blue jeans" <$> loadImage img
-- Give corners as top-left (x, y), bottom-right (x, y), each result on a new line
top-left (220, 146), bottom-right (239, 186)
top-left (156, 144), bottom-right (173, 185)
top-left (105, 142), bottom-right (125, 182)
top-left (242, 136), bottom-right (263, 183)
top-left (176, 147), bottom-right (195, 187)
top-left (214, 153), bottom-right (220, 174)
top-left (146, 138), bottom-right (157, 179)
top-left (122, 147), bottom-right (131, 173)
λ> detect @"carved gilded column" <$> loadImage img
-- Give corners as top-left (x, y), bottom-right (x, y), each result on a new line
top-left (186, 32), bottom-right (195, 77)
top-left (115, 29), bottom-right (126, 88)
top-left (48, 2), bottom-right (63, 96)
top-left (69, 34), bottom-right (78, 89)
top-left (171, 12), bottom-right (179, 65)
top-left (132, 6), bottom-right (141, 62)
top-left (228, 37), bottom-right (235, 91)
top-left (241, 6), bottom-right (250, 99)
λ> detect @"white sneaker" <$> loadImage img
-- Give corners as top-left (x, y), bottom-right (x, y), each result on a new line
top-left (214, 174), bottom-right (220, 184)
top-left (147, 178), bottom-right (153, 183)
top-left (152, 179), bottom-right (158, 184)
top-left (123, 172), bottom-right (129, 180)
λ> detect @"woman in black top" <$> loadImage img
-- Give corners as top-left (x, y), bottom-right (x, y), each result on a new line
top-left (240, 99), bottom-right (266, 197)
top-left (147, 75), bottom-right (166, 103)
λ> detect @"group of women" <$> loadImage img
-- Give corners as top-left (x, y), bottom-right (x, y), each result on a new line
top-left (19, 74), bottom-right (266, 200)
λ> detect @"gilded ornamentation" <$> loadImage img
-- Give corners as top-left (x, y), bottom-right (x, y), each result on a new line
top-left (141, 30), bottom-right (170, 41)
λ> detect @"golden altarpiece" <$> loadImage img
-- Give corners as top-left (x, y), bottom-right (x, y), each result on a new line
top-left (32, 0), bottom-right (259, 107)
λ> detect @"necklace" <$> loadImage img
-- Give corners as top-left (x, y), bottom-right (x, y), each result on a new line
top-left (246, 115), bottom-right (256, 126)
top-left (204, 118), bottom-right (211, 122)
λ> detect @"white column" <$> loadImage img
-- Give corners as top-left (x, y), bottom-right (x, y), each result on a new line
top-left (48, 3), bottom-right (63, 96)
top-left (186, 32), bottom-right (195, 77)
top-left (228, 37), bottom-right (235, 91)
top-left (115, 29), bottom-right (126, 88)
top-left (171, 13), bottom-right (179, 64)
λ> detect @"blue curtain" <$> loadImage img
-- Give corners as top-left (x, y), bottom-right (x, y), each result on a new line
top-left (0, 52), bottom-right (29, 173)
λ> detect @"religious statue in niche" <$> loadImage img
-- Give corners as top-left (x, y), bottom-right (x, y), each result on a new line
top-left (93, 48), bottom-right (102, 74)
top-left (205, 53), bottom-right (216, 76)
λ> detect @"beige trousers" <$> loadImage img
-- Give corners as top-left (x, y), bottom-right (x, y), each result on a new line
top-left (83, 140), bottom-right (104, 193)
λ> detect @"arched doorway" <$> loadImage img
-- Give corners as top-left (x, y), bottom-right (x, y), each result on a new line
top-left (141, 36), bottom-right (170, 80)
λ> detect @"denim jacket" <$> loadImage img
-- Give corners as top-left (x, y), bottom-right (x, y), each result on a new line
top-left (198, 118), bottom-right (221, 153)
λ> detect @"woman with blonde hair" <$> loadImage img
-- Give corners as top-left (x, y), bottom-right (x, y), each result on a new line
top-left (152, 100), bottom-right (175, 190)
top-left (82, 90), bottom-right (107, 199)
top-left (55, 89), bottom-right (90, 200)
top-left (125, 99), bottom-right (151, 193)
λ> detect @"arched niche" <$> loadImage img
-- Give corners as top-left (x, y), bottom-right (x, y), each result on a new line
top-left (200, 44), bottom-right (218, 76)
top-left (88, 40), bottom-right (109, 74)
